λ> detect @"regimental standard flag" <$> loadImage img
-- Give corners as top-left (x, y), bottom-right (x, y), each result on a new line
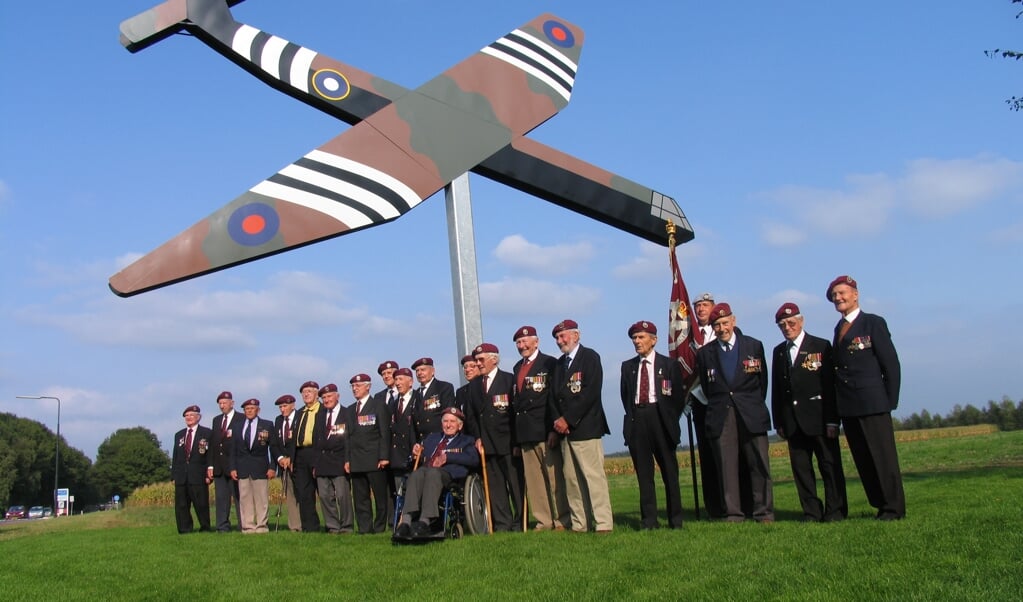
top-left (668, 246), bottom-right (701, 389)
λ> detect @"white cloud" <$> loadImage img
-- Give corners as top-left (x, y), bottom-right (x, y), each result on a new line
top-left (760, 221), bottom-right (806, 247)
top-left (493, 234), bottom-right (594, 275)
top-left (990, 220), bottom-right (1023, 244)
top-left (480, 277), bottom-right (600, 315)
top-left (612, 238), bottom-right (708, 280)
top-left (902, 156), bottom-right (1023, 218)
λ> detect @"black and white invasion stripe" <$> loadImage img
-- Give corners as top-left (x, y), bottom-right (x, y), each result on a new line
top-left (481, 29), bottom-right (577, 102)
top-left (249, 150), bottom-right (422, 228)
top-left (230, 24), bottom-right (317, 95)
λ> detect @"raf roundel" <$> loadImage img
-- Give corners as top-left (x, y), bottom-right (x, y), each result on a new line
top-left (227, 202), bottom-right (280, 247)
top-left (542, 20), bottom-right (575, 48)
top-left (312, 68), bottom-right (351, 101)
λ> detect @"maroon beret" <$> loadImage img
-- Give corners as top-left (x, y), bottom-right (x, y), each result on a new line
top-left (551, 319), bottom-right (579, 337)
top-left (693, 292), bottom-right (715, 305)
top-left (473, 342), bottom-right (499, 355)
top-left (377, 361), bottom-right (398, 375)
top-left (241, 398), bottom-right (260, 408)
top-left (299, 381), bottom-right (319, 393)
top-left (827, 275), bottom-right (858, 300)
top-left (775, 303), bottom-right (801, 323)
top-left (513, 326), bottom-right (537, 341)
top-left (442, 406), bottom-right (465, 421)
top-left (411, 357), bottom-right (434, 369)
top-left (275, 394), bottom-right (296, 406)
top-left (710, 303), bottom-right (733, 322)
top-left (216, 391), bottom-right (233, 401)
top-left (460, 354), bottom-right (476, 366)
top-left (627, 320), bottom-right (657, 337)
top-left (318, 383), bottom-right (338, 396)
top-left (394, 367), bottom-right (414, 379)
top-left (182, 404), bottom-right (201, 416)
top-left (349, 373), bottom-right (372, 384)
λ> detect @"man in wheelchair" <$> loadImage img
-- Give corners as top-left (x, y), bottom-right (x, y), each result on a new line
top-left (395, 407), bottom-right (480, 539)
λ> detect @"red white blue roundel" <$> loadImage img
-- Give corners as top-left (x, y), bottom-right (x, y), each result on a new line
top-left (542, 20), bottom-right (575, 48)
top-left (227, 202), bottom-right (279, 246)
top-left (312, 68), bottom-right (351, 101)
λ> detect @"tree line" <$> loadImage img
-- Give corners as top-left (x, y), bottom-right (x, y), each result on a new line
top-left (893, 396), bottom-right (1022, 432)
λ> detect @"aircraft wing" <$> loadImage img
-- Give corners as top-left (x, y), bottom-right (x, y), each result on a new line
top-left (110, 14), bottom-right (585, 296)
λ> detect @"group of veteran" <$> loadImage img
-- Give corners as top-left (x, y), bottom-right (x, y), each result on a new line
top-left (172, 319), bottom-right (614, 535)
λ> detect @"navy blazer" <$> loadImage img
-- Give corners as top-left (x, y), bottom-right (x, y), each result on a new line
top-left (552, 344), bottom-right (610, 441)
top-left (347, 396), bottom-right (391, 472)
top-left (413, 379), bottom-right (456, 438)
top-left (771, 333), bottom-right (837, 437)
top-left (620, 352), bottom-right (685, 447)
top-left (210, 412), bottom-right (244, 476)
top-left (511, 352), bottom-right (559, 445)
top-left (465, 369), bottom-right (516, 455)
top-left (388, 391), bottom-right (417, 469)
top-left (833, 312), bottom-right (901, 417)
top-left (172, 425), bottom-right (213, 485)
top-left (418, 431), bottom-right (480, 480)
top-left (273, 411), bottom-right (298, 469)
top-left (695, 333), bottom-right (771, 438)
top-left (312, 404), bottom-right (351, 477)
top-left (229, 417), bottom-right (278, 479)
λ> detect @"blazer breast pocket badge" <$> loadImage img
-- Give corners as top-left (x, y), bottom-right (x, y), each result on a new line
top-left (528, 373), bottom-right (547, 393)
top-left (358, 414), bottom-right (377, 426)
top-left (660, 379), bottom-right (672, 395)
top-left (568, 371), bottom-right (583, 394)
top-left (424, 396), bottom-right (441, 411)
top-left (801, 353), bottom-right (823, 371)
top-left (491, 394), bottom-right (510, 411)
top-left (849, 336), bottom-right (872, 351)
top-left (742, 357), bottom-right (762, 374)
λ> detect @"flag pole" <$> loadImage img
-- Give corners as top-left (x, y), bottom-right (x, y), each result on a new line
top-left (667, 219), bottom-right (701, 520)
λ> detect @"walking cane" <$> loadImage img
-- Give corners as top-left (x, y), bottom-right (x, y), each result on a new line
top-left (685, 404), bottom-right (701, 520)
top-left (480, 446), bottom-right (493, 535)
top-left (275, 468), bottom-right (290, 532)
top-left (522, 485), bottom-right (528, 532)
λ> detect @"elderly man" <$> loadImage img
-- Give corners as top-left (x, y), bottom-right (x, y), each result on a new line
top-left (273, 394), bottom-right (302, 531)
top-left (688, 292), bottom-right (725, 518)
top-left (229, 399), bottom-right (278, 533)
top-left (388, 368), bottom-right (418, 510)
top-left (771, 302), bottom-right (848, 522)
top-left (455, 354), bottom-right (480, 414)
top-left (292, 380), bottom-right (323, 532)
top-left (695, 303), bottom-right (774, 523)
top-left (314, 383), bottom-right (354, 534)
top-left (412, 357), bottom-right (457, 438)
top-left (828, 275), bottom-right (904, 520)
top-left (466, 342), bottom-right (523, 532)
top-left (551, 319), bottom-right (613, 533)
top-left (373, 360), bottom-right (400, 410)
top-left (172, 405), bottom-right (212, 533)
top-left (347, 373), bottom-right (391, 534)
top-left (511, 325), bottom-right (569, 531)
top-left (620, 321), bottom-right (686, 529)
top-left (395, 407), bottom-right (480, 539)
top-left (209, 390), bottom-right (243, 532)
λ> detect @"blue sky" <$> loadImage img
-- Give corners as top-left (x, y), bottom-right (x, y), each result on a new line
top-left (1, 1), bottom-right (1020, 460)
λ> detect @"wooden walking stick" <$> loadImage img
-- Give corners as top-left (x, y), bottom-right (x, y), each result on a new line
top-left (522, 485), bottom-right (528, 532)
top-left (480, 446), bottom-right (493, 535)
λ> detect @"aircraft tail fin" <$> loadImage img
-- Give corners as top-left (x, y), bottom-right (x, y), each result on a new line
top-left (119, 0), bottom-right (247, 53)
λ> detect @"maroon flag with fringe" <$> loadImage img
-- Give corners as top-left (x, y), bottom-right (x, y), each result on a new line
top-left (668, 246), bottom-right (701, 389)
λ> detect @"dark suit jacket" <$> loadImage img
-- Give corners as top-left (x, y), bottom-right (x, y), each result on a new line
top-left (511, 352), bottom-right (558, 445)
top-left (619, 352), bottom-right (685, 447)
top-left (418, 432), bottom-right (480, 480)
top-left (347, 396), bottom-right (391, 472)
top-left (210, 412), bottom-right (244, 476)
top-left (273, 411), bottom-right (298, 469)
top-left (552, 344), bottom-right (610, 441)
top-left (388, 392), bottom-right (417, 469)
top-left (771, 333), bottom-right (837, 437)
top-left (414, 379), bottom-right (456, 438)
top-left (455, 380), bottom-right (475, 414)
top-left (229, 417), bottom-right (278, 479)
top-left (833, 312), bottom-right (901, 417)
top-left (466, 369), bottom-right (516, 455)
top-left (695, 333), bottom-right (771, 438)
top-left (312, 404), bottom-right (351, 477)
top-left (172, 425), bottom-right (213, 485)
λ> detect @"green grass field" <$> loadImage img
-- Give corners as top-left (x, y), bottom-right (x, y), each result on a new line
top-left (2, 428), bottom-right (1020, 601)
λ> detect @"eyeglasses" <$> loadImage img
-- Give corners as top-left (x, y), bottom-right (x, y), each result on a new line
top-left (777, 318), bottom-right (801, 329)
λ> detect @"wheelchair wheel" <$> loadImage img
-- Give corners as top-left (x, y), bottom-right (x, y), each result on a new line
top-left (462, 472), bottom-right (489, 535)
top-left (450, 522), bottom-right (464, 539)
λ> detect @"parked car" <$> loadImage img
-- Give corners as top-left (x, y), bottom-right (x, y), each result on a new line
top-left (27, 506), bottom-right (47, 519)
top-left (42, 507), bottom-right (53, 518)
top-left (5, 505), bottom-right (27, 520)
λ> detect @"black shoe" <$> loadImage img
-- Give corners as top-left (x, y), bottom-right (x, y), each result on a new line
top-left (396, 523), bottom-right (412, 539)
top-left (411, 521), bottom-right (430, 536)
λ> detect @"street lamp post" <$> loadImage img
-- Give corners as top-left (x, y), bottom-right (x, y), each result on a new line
top-left (16, 395), bottom-right (61, 515)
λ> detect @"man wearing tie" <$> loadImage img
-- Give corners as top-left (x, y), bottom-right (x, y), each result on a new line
top-left (411, 357), bottom-right (456, 438)
top-left (620, 321), bottom-right (686, 529)
top-left (695, 303), bottom-right (774, 523)
top-left (551, 319), bottom-right (613, 533)
top-left (455, 354), bottom-right (481, 414)
top-left (688, 292), bottom-right (725, 518)
top-left (314, 383), bottom-right (354, 534)
top-left (372, 361), bottom-right (400, 411)
top-left (347, 373), bottom-right (391, 534)
top-left (209, 391), bottom-right (243, 532)
top-left (395, 407), bottom-right (480, 539)
top-left (771, 302), bottom-right (848, 522)
top-left (828, 275), bottom-right (904, 520)
top-left (511, 325), bottom-right (569, 531)
top-left (172, 404), bottom-right (212, 533)
top-left (292, 380), bottom-right (323, 532)
top-left (229, 399), bottom-right (278, 533)
top-left (273, 394), bottom-right (302, 531)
